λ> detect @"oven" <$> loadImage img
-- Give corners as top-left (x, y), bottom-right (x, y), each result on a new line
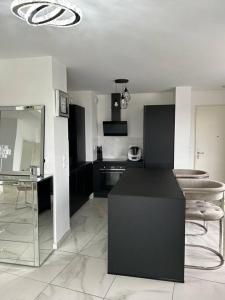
top-left (93, 162), bottom-right (126, 197)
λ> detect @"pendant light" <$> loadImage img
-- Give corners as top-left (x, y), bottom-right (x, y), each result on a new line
top-left (11, 0), bottom-right (82, 27)
top-left (114, 79), bottom-right (131, 109)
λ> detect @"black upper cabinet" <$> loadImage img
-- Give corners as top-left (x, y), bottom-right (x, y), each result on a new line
top-left (68, 105), bottom-right (86, 168)
top-left (143, 105), bottom-right (175, 169)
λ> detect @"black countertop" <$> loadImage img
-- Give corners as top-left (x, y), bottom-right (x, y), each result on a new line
top-left (110, 168), bottom-right (183, 199)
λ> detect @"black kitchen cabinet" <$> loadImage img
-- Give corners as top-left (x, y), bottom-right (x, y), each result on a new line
top-left (69, 105), bottom-right (86, 168)
top-left (143, 105), bottom-right (175, 168)
top-left (68, 104), bottom-right (93, 217)
top-left (69, 162), bottom-right (93, 217)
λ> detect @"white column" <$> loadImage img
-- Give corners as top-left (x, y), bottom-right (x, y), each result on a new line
top-left (174, 87), bottom-right (192, 169)
top-left (52, 58), bottom-right (70, 247)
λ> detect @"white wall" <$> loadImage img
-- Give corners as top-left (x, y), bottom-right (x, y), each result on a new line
top-left (174, 89), bottom-right (225, 169)
top-left (68, 90), bottom-right (98, 161)
top-left (97, 92), bottom-right (175, 159)
top-left (174, 87), bottom-right (192, 169)
top-left (0, 56), bottom-right (70, 246)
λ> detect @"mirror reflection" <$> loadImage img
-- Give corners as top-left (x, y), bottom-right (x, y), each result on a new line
top-left (0, 107), bottom-right (44, 174)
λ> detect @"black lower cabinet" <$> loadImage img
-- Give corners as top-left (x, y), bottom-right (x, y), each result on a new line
top-left (69, 163), bottom-right (93, 217)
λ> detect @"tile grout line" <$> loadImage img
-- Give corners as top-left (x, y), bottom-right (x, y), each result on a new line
top-left (2, 253), bottom-right (76, 284)
top-left (49, 281), bottom-right (104, 299)
top-left (33, 283), bottom-right (49, 300)
top-left (77, 220), bottom-right (107, 254)
top-left (48, 255), bottom-right (80, 285)
top-left (172, 282), bottom-right (175, 300)
top-left (103, 275), bottom-right (117, 299)
top-left (184, 274), bottom-right (225, 285)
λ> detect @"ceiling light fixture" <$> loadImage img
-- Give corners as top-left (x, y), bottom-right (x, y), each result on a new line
top-left (115, 79), bottom-right (131, 109)
top-left (11, 0), bottom-right (82, 27)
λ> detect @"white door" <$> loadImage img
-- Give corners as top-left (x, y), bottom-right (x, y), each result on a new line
top-left (195, 106), bottom-right (225, 182)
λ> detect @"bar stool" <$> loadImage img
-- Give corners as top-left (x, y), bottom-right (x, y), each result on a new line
top-left (178, 178), bottom-right (225, 270)
top-left (174, 169), bottom-right (209, 235)
top-left (174, 169), bottom-right (209, 179)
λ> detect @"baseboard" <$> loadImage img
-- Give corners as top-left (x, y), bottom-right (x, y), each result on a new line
top-left (53, 228), bottom-right (71, 250)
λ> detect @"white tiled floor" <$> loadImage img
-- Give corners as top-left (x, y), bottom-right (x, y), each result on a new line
top-left (0, 197), bottom-right (225, 300)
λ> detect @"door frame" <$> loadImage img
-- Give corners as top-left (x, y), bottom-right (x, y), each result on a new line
top-left (194, 104), bottom-right (225, 169)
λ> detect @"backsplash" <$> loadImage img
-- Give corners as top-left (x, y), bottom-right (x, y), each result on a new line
top-left (98, 136), bottom-right (143, 160)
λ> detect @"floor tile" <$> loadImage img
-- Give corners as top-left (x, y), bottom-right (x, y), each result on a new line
top-left (76, 198), bottom-right (108, 219)
top-left (174, 276), bottom-right (225, 300)
top-left (36, 284), bottom-right (101, 300)
top-left (80, 227), bottom-right (107, 259)
top-left (105, 275), bottom-right (173, 300)
top-left (5, 251), bottom-right (75, 283)
top-left (0, 263), bottom-right (10, 272)
top-left (60, 215), bottom-right (106, 253)
top-left (185, 257), bottom-right (225, 284)
top-left (52, 254), bottom-right (115, 298)
top-left (0, 271), bottom-right (46, 300)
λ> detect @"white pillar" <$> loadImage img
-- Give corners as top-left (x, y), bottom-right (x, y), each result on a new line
top-left (174, 87), bottom-right (192, 169)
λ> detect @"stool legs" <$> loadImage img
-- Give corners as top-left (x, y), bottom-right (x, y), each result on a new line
top-left (185, 218), bottom-right (224, 270)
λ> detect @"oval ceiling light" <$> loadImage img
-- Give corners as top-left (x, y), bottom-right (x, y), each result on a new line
top-left (11, 0), bottom-right (82, 27)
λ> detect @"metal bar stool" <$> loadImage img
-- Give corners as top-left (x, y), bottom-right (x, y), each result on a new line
top-left (177, 178), bottom-right (225, 270)
top-left (174, 169), bottom-right (209, 236)
top-left (174, 169), bottom-right (209, 179)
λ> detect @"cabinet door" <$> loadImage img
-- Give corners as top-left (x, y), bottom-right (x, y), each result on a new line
top-left (69, 170), bottom-right (79, 216)
top-left (84, 163), bottom-right (93, 197)
top-left (144, 105), bottom-right (175, 168)
top-left (69, 164), bottom-right (93, 217)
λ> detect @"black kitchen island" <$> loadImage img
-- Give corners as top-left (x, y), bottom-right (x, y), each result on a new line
top-left (108, 168), bottom-right (185, 283)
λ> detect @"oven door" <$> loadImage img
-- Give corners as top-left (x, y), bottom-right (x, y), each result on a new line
top-left (99, 168), bottom-right (125, 193)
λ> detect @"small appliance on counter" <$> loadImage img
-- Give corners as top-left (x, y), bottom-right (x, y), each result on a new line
top-left (97, 146), bottom-right (103, 161)
top-left (128, 146), bottom-right (142, 161)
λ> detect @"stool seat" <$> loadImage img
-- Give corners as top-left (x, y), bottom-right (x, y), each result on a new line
top-left (186, 200), bottom-right (224, 221)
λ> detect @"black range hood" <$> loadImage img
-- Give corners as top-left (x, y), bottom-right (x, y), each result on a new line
top-left (103, 93), bottom-right (128, 136)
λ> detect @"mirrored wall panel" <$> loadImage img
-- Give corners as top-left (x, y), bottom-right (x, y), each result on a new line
top-left (0, 106), bottom-right (45, 175)
top-left (0, 175), bottom-right (53, 266)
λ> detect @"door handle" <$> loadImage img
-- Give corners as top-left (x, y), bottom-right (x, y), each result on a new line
top-left (197, 151), bottom-right (204, 159)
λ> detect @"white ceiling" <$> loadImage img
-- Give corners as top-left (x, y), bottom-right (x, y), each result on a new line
top-left (1, 0), bottom-right (225, 93)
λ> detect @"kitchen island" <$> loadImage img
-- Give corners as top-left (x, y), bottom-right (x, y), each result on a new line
top-left (108, 168), bottom-right (185, 282)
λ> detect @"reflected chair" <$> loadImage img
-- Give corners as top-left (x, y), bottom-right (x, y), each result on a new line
top-left (15, 183), bottom-right (32, 209)
top-left (178, 178), bottom-right (225, 270)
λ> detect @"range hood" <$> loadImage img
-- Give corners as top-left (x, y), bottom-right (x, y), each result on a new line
top-left (103, 93), bottom-right (128, 136)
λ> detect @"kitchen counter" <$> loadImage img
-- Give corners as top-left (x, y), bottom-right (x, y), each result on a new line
top-left (108, 168), bottom-right (185, 282)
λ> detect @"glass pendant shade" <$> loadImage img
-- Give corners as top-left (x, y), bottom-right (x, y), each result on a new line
top-left (114, 79), bottom-right (131, 109)
top-left (120, 94), bottom-right (128, 109)
top-left (123, 87), bottom-right (131, 102)
top-left (11, 0), bottom-right (82, 27)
